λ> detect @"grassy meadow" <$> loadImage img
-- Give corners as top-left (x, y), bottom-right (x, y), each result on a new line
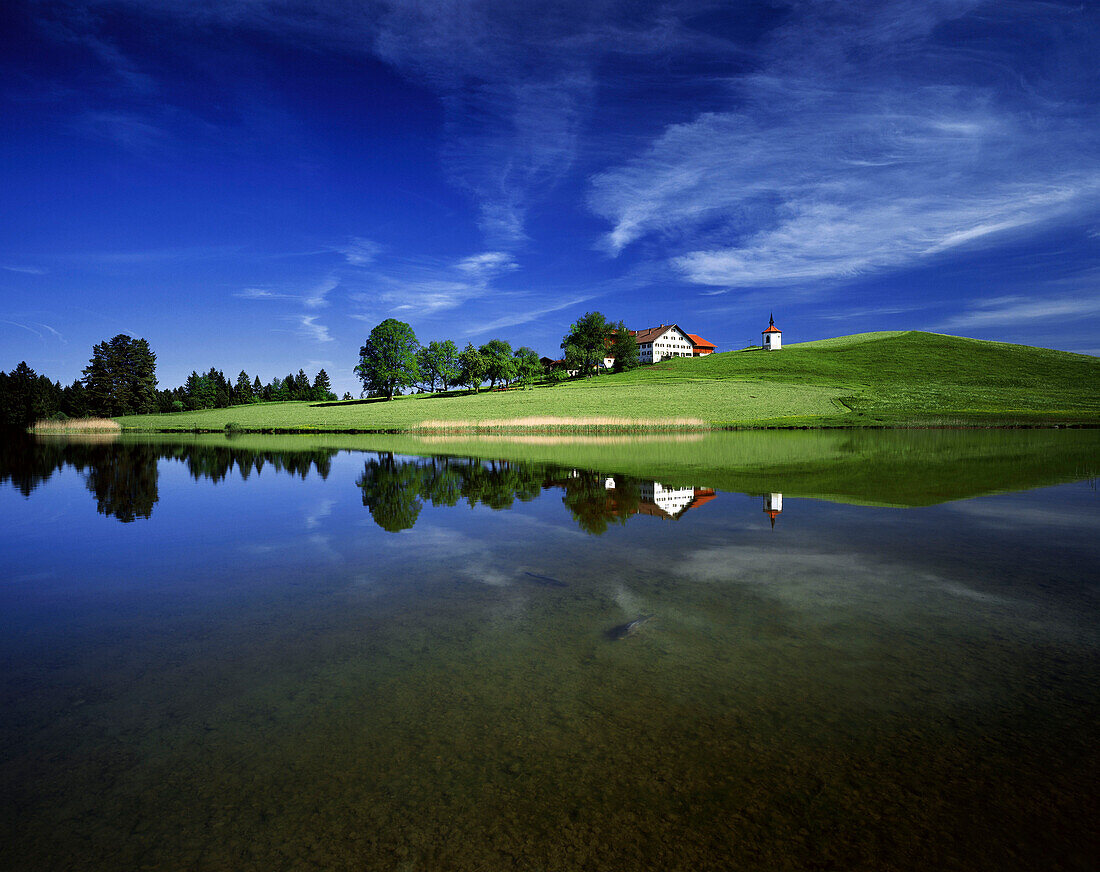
top-left (111, 331), bottom-right (1100, 433)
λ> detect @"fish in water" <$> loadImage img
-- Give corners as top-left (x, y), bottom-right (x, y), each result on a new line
top-left (604, 614), bottom-right (654, 641)
top-left (523, 571), bottom-right (568, 588)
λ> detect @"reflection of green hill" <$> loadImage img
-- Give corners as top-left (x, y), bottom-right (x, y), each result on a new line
top-left (402, 429), bottom-right (1100, 506)
top-left (110, 429), bottom-right (1100, 508)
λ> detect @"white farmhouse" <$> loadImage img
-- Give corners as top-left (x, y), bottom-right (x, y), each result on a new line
top-left (762, 314), bottom-right (782, 350)
top-left (630, 324), bottom-right (696, 363)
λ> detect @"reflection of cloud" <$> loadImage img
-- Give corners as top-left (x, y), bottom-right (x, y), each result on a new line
top-left (944, 501), bottom-right (1100, 530)
top-left (672, 544), bottom-right (1035, 621)
top-left (308, 533), bottom-right (341, 563)
top-left (305, 498), bottom-right (335, 530)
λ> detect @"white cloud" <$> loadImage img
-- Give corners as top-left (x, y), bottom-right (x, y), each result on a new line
top-left (1, 320), bottom-right (64, 341)
top-left (298, 314), bottom-right (333, 342)
top-left (236, 275), bottom-right (338, 308)
top-left (942, 294), bottom-right (1100, 329)
top-left (2, 265), bottom-right (47, 275)
top-left (455, 251), bottom-right (518, 276)
top-left (464, 294), bottom-right (599, 337)
top-left (302, 275), bottom-right (338, 308)
top-left (349, 249), bottom-right (525, 321)
top-left (589, 2), bottom-right (1100, 289)
top-left (338, 237), bottom-right (382, 266)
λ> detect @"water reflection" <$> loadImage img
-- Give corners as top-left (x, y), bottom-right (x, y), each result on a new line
top-left (5, 431), bottom-right (1098, 533)
top-left (356, 454), bottom-right (719, 535)
top-left (0, 436), bottom-right (336, 522)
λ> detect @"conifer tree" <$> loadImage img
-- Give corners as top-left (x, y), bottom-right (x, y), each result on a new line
top-left (312, 369), bottom-right (333, 400)
top-left (235, 371), bottom-right (253, 403)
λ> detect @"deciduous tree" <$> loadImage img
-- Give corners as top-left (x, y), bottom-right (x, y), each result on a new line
top-left (355, 319), bottom-right (420, 401)
top-left (457, 343), bottom-right (488, 392)
top-left (512, 346), bottom-right (542, 388)
top-left (561, 312), bottom-right (611, 377)
top-left (609, 321), bottom-right (640, 372)
top-left (479, 339), bottom-right (515, 388)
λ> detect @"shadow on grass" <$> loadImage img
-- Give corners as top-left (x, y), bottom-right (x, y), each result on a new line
top-left (310, 397), bottom-right (391, 408)
top-left (311, 390), bottom-right (480, 407)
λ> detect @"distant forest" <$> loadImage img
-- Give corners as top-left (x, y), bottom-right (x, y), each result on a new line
top-left (0, 333), bottom-right (339, 430)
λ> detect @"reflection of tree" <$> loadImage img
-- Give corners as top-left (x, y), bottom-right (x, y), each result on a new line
top-left (83, 444), bottom-right (159, 522)
top-left (555, 470), bottom-right (642, 536)
top-left (356, 452), bottom-right (424, 532)
top-left (2, 439), bottom-right (339, 523)
top-left (355, 455), bottom-right (548, 533)
top-left (353, 454), bottom-right (644, 535)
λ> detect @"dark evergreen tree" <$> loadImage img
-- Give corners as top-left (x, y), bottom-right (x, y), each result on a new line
top-left (62, 379), bottom-right (89, 419)
top-left (312, 369), bottom-right (333, 401)
top-left (235, 371), bottom-right (253, 403)
top-left (0, 362), bottom-right (59, 429)
top-left (185, 371), bottom-right (216, 410)
top-left (81, 334), bottom-right (157, 416)
top-left (294, 369), bottom-right (311, 400)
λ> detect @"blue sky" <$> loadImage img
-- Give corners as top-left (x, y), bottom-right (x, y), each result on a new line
top-left (2, 0), bottom-right (1098, 397)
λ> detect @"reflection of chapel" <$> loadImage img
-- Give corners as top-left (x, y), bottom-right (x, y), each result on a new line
top-left (763, 492), bottom-right (783, 528)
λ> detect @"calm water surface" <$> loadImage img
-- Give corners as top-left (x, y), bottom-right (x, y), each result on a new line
top-left (1, 431), bottom-right (1097, 871)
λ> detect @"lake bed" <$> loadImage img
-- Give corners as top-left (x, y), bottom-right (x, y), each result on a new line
top-left (2, 431), bottom-right (1097, 870)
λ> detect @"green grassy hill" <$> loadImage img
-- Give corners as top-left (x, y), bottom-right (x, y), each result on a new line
top-left (110, 331), bottom-right (1100, 432)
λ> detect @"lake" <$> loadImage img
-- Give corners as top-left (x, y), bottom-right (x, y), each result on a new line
top-left (2, 430), bottom-right (1098, 870)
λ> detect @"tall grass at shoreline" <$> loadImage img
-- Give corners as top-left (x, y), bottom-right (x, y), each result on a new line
top-left (31, 418), bottom-right (121, 433)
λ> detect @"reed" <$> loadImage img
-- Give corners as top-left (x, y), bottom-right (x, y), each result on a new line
top-left (413, 416), bottom-right (708, 432)
top-left (31, 418), bottom-right (121, 433)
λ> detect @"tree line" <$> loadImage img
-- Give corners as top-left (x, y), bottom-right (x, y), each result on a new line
top-left (354, 311), bottom-right (640, 400)
top-left (159, 366), bottom-right (337, 412)
top-left (0, 332), bottom-right (342, 429)
top-left (2, 309), bottom-right (646, 427)
top-left (355, 320), bottom-right (545, 400)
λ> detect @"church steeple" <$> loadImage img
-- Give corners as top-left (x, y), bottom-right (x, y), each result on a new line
top-left (761, 313), bottom-right (782, 349)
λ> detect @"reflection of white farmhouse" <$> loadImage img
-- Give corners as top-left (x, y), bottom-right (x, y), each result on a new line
top-left (639, 482), bottom-right (697, 516)
top-left (763, 492), bottom-right (783, 528)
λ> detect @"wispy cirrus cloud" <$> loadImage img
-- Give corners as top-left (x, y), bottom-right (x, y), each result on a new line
top-left (2, 265), bottom-right (48, 275)
top-left (337, 237), bottom-right (382, 266)
top-left (348, 250), bottom-right (522, 321)
top-left (297, 314), bottom-right (333, 343)
top-left (941, 294), bottom-right (1100, 330)
top-left (589, 2), bottom-right (1100, 289)
top-left (1, 320), bottom-right (64, 341)
top-left (236, 275), bottom-right (338, 308)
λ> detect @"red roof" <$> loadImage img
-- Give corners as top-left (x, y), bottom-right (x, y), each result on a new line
top-left (686, 333), bottom-right (716, 349)
top-left (762, 324), bottom-right (781, 334)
